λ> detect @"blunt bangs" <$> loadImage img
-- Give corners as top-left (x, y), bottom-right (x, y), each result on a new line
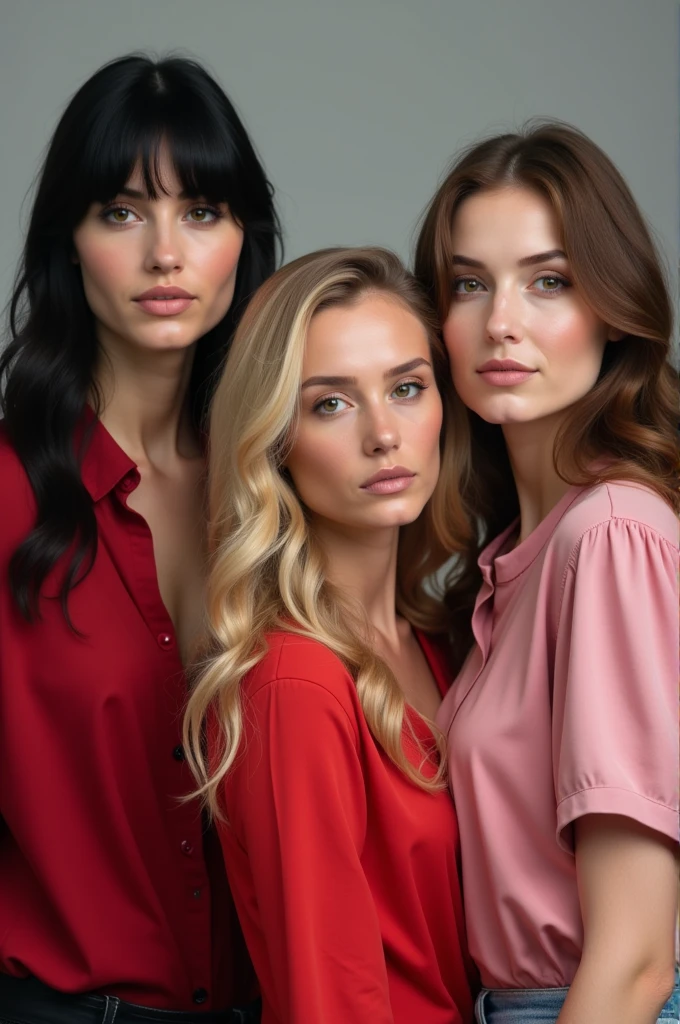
top-left (64, 57), bottom-right (264, 227)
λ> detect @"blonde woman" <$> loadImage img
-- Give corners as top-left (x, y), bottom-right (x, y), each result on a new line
top-left (185, 248), bottom-right (477, 1024)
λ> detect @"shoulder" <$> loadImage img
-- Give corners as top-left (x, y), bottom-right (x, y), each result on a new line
top-left (0, 423), bottom-right (36, 550)
top-left (244, 630), bottom-right (361, 722)
top-left (551, 481), bottom-right (678, 565)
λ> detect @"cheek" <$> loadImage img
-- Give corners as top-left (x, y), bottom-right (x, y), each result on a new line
top-left (536, 307), bottom-right (607, 373)
top-left (74, 236), bottom-right (129, 301)
top-left (197, 227), bottom-right (244, 289)
top-left (442, 312), bottom-right (477, 384)
top-left (286, 426), bottom-right (351, 508)
top-left (413, 397), bottom-right (443, 460)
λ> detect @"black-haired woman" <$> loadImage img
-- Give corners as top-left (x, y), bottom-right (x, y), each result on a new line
top-left (0, 54), bottom-right (280, 1024)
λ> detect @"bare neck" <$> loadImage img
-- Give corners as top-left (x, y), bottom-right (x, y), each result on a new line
top-left (94, 340), bottom-right (199, 468)
top-left (311, 518), bottom-right (403, 646)
top-left (502, 414), bottom-right (573, 543)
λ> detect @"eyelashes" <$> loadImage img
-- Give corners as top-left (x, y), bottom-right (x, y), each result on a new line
top-left (311, 380), bottom-right (429, 417)
top-left (451, 273), bottom-right (572, 298)
top-left (98, 202), bottom-right (225, 227)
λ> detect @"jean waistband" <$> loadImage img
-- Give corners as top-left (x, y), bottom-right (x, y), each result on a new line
top-left (0, 975), bottom-right (261, 1024)
top-left (475, 977), bottom-right (680, 1023)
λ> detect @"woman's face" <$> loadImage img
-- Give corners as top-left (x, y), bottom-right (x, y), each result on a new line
top-left (442, 186), bottom-right (620, 431)
top-left (285, 292), bottom-right (443, 535)
top-left (73, 148), bottom-right (244, 357)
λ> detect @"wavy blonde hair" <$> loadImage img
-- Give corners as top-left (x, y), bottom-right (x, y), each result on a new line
top-left (184, 247), bottom-right (471, 816)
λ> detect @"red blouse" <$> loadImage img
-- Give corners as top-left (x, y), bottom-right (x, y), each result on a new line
top-left (214, 630), bottom-right (477, 1024)
top-left (0, 420), bottom-right (252, 1010)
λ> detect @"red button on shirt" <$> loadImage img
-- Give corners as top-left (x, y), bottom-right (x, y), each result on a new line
top-left (0, 419), bottom-right (252, 1010)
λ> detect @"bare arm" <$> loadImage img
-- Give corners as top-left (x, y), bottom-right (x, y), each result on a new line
top-left (557, 814), bottom-right (678, 1024)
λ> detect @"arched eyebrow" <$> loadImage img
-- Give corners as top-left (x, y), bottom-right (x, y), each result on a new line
top-left (452, 249), bottom-right (567, 269)
top-left (301, 357), bottom-right (431, 390)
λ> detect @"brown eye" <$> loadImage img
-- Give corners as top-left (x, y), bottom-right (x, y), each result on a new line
top-left (188, 207), bottom-right (218, 223)
top-left (105, 207), bottom-right (134, 224)
top-left (463, 279), bottom-right (481, 293)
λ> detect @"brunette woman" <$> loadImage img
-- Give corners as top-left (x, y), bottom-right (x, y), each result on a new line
top-left (0, 54), bottom-right (280, 1023)
top-left (184, 248), bottom-right (477, 1024)
top-left (415, 122), bottom-right (679, 1023)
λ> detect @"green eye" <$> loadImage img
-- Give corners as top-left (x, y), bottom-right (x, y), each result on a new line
top-left (454, 278), bottom-right (483, 295)
top-left (392, 382), bottom-right (421, 399)
top-left (535, 274), bottom-right (569, 294)
top-left (314, 395), bottom-right (349, 415)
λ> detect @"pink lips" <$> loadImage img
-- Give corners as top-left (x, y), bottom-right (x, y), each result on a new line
top-left (477, 358), bottom-right (537, 387)
top-left (134, 286), bottom-right (195, 316)
top-left (360, 466), bottom-right (416, 495)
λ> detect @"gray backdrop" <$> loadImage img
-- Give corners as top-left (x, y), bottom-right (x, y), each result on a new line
top-left (1, 0), bottom-right (678, 323)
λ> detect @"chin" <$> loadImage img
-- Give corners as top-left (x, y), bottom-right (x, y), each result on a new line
top-left (469, 398), bottom-right (537, 426)
top-left (373, 504), bottom-right (427, 529)
top-left (131, 329), bottom-right (201, 353)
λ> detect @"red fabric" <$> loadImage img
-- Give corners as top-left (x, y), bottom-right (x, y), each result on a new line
top-left (0, 420), bottom-right (252, 1010)
top-left (214, 630), bottom-right (477, 1024)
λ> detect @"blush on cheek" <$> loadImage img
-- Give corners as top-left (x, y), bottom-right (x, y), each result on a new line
top-left (285, 431), bottom-right (349, 518)
top-left (76, 241), bottom-right (128, 293)
top-left (202, 230), bottom-right (245, 285)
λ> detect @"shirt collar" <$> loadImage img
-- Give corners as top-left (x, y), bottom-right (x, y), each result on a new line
top-left (79, 406), bottom-right (137, 503)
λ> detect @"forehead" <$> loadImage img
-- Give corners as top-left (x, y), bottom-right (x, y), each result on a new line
top-left (452, 187), bottom-right (563, 258)
top-left (304, 293), bottom-right (430, 375)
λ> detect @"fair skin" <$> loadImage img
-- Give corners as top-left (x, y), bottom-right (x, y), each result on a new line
top-left (73, 149), bottom-right (244, 660)
top-left (444, 185), bottom-right (677, 1023)
top-left (285, 291), bottom-right (444, 720)
top-left (443, 185), bottom-right (621, 541)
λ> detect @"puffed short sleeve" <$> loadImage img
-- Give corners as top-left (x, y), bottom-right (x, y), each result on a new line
top-left (552, 518), bottom-right (679, 852)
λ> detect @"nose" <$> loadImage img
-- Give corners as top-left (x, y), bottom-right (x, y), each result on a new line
top-left (362, 403), bottom-right (401, 457)
top-left (485, 283), bottom-right (523, 345)
top-left (143, 215), bottom-right (184, 275)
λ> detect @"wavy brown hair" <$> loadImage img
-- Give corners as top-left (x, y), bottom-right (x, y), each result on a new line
top-left (415, 120), bottom-right (680, 668)
top-left (184, 247), bottom-right (471, 816)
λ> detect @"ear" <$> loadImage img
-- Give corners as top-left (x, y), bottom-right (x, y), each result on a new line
top-left (606, 326), bottom-right (625, 342)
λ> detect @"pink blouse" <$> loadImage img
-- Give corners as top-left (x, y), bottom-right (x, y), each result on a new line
top-left (436, 481), bottom-right (679, 989)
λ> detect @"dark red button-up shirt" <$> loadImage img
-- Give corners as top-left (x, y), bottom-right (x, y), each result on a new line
top-left (0, 419), bottom-right (251, 1010)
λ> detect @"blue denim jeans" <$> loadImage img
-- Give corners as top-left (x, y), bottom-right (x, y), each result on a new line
top-left (475, 972), bottom-right (680, 1022)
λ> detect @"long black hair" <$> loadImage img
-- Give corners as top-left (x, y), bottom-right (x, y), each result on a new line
top-left (1, 53), bottom-right (282, 622)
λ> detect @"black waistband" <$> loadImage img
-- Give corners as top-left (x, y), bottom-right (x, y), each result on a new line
top-left (0, 975), bottom-right (261, 1024)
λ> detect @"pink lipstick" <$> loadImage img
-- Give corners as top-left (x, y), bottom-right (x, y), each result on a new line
top-left (360, 466), bottom-right (416, 495)
top-left (477, 358), bottom-right (537, 386)
top-left (134, 286), bottom-right (195, 316)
